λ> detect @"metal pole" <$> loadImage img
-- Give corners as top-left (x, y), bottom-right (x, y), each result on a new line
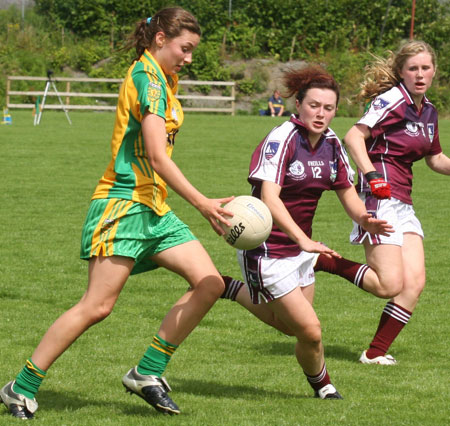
top-left (36, 80), bottom-right (50, 125)
top-left (21, 0), bottom-right (25, 28)
top-left (51, 80), bottom-right (72, 125)
top-left (6, 77), bottom-right (11, 107)
top-left (410, 0), bottom-right (416, 40)
top-left (377, 0), bottom-right (392, 47)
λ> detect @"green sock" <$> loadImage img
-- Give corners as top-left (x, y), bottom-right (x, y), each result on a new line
top-left (13, 359), bottom-right (47, 399)
top-left (137, 334), bottom-right (178, 377)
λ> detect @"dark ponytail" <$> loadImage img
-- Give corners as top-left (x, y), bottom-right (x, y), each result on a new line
top-left (125, 7), bottom-right (201, 61)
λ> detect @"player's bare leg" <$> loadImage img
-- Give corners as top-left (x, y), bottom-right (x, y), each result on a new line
top-left (151, 240), bottom-right (224, 345)
top-left (121, 240), bottom-right (224, 415)
top-left (362, 233), bottom-right (425, 364)
top-left (31, 256), bottom-right (133, 370)
top-left (301, 284), bottom-right (315, 305)
top-left (314, 245), bottom-right (403, 299)
top-left (265, 286), bottom-right (342, 398)
top-left (0, 255), bottom-right (133, 419)
top-left (221, 276), bottom-right (315, 336)
top-left (393, 233), bottom-right (425, 311)
top-left (266, 287), bottom-right (322, 371)
top-left (362, 242), bottom-right (403, 297)
top-left (231, 285), bottom-right (294, 335)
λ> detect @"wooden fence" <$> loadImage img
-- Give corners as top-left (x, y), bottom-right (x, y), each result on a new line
top-left (6, 76), bottom-right (236, 115)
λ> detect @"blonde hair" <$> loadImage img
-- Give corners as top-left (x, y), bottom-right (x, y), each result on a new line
top-left (359, 40), bottom-right (436, 101)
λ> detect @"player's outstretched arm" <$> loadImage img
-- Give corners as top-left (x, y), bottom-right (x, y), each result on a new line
top-left (261, 181), bottom-right (340, 257)
top-left (142, 112), bottom-right (233, 235)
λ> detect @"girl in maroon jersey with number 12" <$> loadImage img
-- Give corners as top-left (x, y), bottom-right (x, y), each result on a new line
top-left (221, 64), bottom-right (393, 399)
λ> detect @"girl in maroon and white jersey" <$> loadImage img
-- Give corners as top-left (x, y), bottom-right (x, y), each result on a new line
top-left (342, 40), bottom-right (450, 365)
top-left (222, 65), bottom-right (392, 399)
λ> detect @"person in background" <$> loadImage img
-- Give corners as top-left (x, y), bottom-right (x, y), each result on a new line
top-left (267, 89), bottom-right (288, 116)
top-left (0, 7), bottom-right (234, 420)
top-left (222, 64), bottom-right (392, 400)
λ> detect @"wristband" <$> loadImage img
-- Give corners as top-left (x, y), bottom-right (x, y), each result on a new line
top-left (365, 171), bottom-right (391, 199)
top-left (365, 171), bottom-right (383, 182)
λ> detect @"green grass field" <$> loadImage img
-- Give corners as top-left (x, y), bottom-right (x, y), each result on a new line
top-left (0, 111), bottom-right (449, 425)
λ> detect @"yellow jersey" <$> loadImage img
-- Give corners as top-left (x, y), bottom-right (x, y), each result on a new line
top-left (92, 50), bottom-right (183, 216)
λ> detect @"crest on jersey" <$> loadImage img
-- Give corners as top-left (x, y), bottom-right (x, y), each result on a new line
top-left (329, 160), bottom-right (337, 182)
top-left (248, 270), bottom-right (260, 287)
top-left (372, 98), bottom-right (390, 110)
top-left (147, 82), bottom-right (161, 102)
top-left (265, 141), bottom-right (280, 159)
top-left (405, 121), bottom-right (420, 137)
top-left (101, 218), bottom-right (115, 233)
top-left (427, 123), bottom-right (434, 142)
top-left (288, 160), bottom-right (306, 180)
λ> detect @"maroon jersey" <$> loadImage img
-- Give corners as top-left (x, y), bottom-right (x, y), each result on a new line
top-left (247, 115), bottom-right (354, 258)
top-left (356, 82), bottom-right (442, 204)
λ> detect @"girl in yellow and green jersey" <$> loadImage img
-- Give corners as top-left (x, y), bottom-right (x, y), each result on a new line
top-left (0, 7), bottom-right (233, 420)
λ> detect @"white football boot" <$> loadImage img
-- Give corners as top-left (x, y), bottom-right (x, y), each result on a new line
top-left (359, 350), bottom-right (397, 365)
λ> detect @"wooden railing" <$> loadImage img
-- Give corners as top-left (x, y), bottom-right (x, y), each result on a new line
top-left (6, 76), bottom-right (236, 115)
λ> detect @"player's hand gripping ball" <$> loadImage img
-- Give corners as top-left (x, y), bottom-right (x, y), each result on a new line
top-left (220, 196), bottom-right (273, 250)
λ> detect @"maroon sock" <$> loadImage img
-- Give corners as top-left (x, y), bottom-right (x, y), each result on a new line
top-left (314, 254), bottom-right (369, 288)
top-left (220, 275), bottom-right (244, 301)
top-left (305, 363), bottom-right (331, 391)
top-left (366, 302), bottom-right (412, 359)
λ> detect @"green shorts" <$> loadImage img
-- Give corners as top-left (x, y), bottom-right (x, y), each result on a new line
top-left (80, 198), bottom-right (197, 275)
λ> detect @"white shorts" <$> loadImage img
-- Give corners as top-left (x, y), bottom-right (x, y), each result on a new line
top-left (350, 194), bottom-right (424, 246)
top-left (237, 250), bottom-right (319, 304)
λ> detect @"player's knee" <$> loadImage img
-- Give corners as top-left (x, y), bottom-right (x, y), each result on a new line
top-left (90, 303), bottom-right (115, 324)
top-left (377, 276), bottom-right (403, 298)
top-left (415, 272), bottom-right (426, 294)
top-left (298, 321), bottom-right (322, 346)
top-left (76, 295), bottom-right (115, 325)
top-left (415, 280), bottom-right (426, 297)
top-left (377, 282), bottom-right (402, 298)
top-left (210, 277), bottom-right (225, 300)
top-left (404, 274), bottom-right (426, 299)
top-left (76, 306), bottom-right (111, 327)
top-left (193, 275), bottom-right (225, 301)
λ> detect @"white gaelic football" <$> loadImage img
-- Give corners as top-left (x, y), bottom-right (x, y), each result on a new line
top-left (220, 195), bottom-right (273, 250)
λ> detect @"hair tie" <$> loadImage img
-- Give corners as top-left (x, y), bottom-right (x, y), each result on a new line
top-left (146, 17), bottom-right (152, 25)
